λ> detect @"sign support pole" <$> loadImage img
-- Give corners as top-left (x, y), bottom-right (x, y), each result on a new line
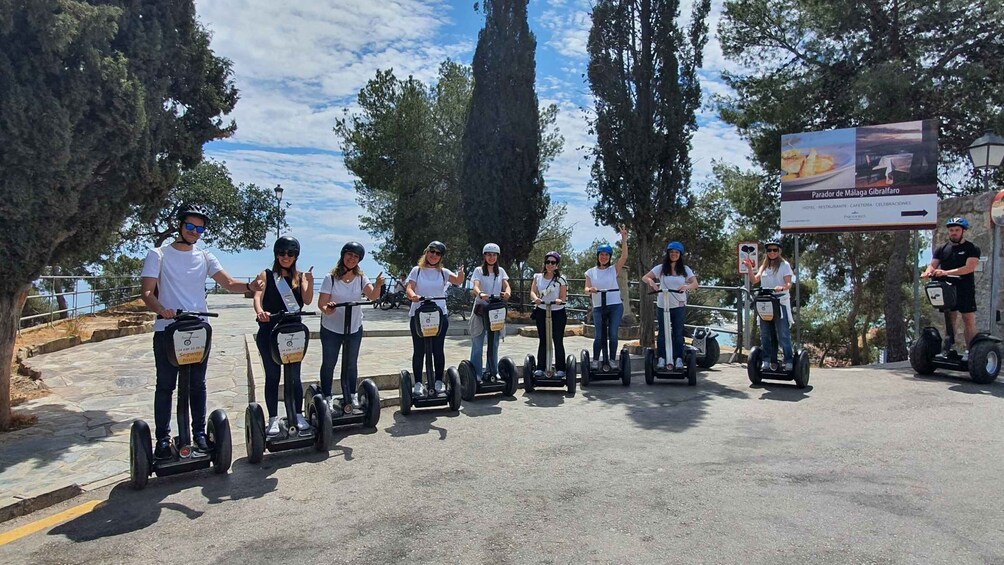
top-left (794, 235), bottom-right (801, 346)
top-left (913, 230), bottom-right (921, 337)
top-left (990, 219), bottom-right (1002, 334)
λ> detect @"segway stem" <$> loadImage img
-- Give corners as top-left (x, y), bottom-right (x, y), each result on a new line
top-left (544, 301), bottom-right (553, 372)
top-left (177, 365), bottom-right (192, 448)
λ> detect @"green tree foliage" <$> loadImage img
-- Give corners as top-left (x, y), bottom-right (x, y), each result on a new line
top-left (89, 256), bottom-right (146, 307)
top-left (586, 0), bottom-right (712, 347)
top-left (0, 0), bottom-right (237, 428)
top-left (118, 159), bottom-right (281, 253)
top-left (717, 0), bottom-right (1004, 361)
top-left (460, 0), bottom-right (550, 268)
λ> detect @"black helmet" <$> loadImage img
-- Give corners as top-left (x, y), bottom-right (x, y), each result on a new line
top-left (427, 240), bottom-right (446, 254)
top-left (273, 235), bottom-right (300, 256)
top-left (764, 239), bottom-right (781, 249)
top-left (176, 203), bottom-right (210, 226)
top-left (341, 241), bottom-right (365, 261)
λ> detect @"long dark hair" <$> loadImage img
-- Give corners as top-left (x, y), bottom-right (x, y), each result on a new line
top-left (481, 257), bottom-right (500, 277)
top-left (660, 249), bottom-right (688, 278)
top-left (271, 258), bottom-right (300, 289)
top-left (540, 260), bottom-right (562, 285)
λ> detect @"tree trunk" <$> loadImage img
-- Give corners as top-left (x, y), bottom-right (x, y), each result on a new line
top-left (0, 285), bottom-right (30, 429)
top-left (847, 255), bottom-right (862, 365)
top-left (883, 231), bottom-right (910, 361)
top-left (637, 234), bottom-right (655, 349)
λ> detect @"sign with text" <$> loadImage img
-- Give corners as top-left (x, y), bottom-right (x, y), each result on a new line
top-left (780, 119), bottom-right (938, 233)
top-left (738, 242), bottom-right (758, 275)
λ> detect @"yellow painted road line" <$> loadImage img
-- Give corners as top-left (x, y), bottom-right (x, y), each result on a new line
top-left (0, 500), bottom-right (104, 547)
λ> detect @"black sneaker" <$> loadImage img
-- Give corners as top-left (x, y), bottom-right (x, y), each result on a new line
top-left (154, 437), bottom-right (173, 460)
top-left (193, 432), bottom-right (210, 453)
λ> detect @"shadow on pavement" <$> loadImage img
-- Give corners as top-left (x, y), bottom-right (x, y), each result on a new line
top-left (330, 426), bottom-right (378, 461)
top-left (460, 393), bottom-right (515, 418)
top-left (384, 410), bottom-right (456, 440)
top-left (0, 405), bottom-right (117, 475)
top-left (905, 372), bottom-right (1004, 398)
top-left (580, 378), bottom-right (749, 433)
top-left (521, 388), bottom-right (571, 408)
top-left (752, 383), bottom-right (814, 401)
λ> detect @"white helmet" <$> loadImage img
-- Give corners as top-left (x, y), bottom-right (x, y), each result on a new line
top-left (482, 243), bottom-right (501, 254)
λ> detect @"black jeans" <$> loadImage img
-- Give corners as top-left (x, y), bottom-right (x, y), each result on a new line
top-left (255, 324), bottom-right (304, 419)
top-left (534, 308), bottom-right (567, 371)
top-left (411, 315), bottom-right (449, 383)
top-left (153, 331), bottom-right (208, 442)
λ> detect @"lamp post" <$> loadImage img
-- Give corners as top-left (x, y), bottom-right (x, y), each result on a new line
top-left (273, 184), bottom-right (284, 238)
top-left (968, 132), bottom-right (1004, 333)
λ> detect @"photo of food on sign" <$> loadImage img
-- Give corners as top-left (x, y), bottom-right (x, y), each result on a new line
top-left (780, 127), bottom-right (856, 192)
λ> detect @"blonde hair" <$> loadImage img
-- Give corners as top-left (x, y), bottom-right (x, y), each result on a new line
top-left (417, 254), bottom-right (444, 270)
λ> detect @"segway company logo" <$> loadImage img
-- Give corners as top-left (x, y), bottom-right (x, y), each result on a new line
top-left (419, 311), bottom-right (441, 337)
top-left (276, 329), bottom-right (307, 364)
top-left (926, 287), bottom-right (944, 307)
top-left (173, 329), bottom-right (208, 365)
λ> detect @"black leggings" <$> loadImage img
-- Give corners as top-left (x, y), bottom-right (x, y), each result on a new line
top-left (534, 308), bottom-right (567, 371)
top-left (411, 315), bottom-right (449, 383)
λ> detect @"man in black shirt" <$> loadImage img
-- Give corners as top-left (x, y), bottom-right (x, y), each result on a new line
top-left (922, 217), bottom-right (981, 355)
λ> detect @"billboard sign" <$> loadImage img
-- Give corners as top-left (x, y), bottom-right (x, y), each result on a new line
top-left (737, 242), bottom-right (758, 276)
top-left (780, 119), bottom-right (938, 233)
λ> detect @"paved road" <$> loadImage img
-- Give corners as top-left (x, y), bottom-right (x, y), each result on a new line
top-left (1, 362), bottom-right (1001, 564)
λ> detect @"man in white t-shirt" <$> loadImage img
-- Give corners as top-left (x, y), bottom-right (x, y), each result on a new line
top-left (140, 204), bottom-right (264, 461)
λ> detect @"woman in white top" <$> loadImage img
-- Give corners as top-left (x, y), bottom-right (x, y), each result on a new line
top-left (405, 241), bottom-right (465, 397)
top-left (318, 242), bottom-right (383, 414)
top-left (529, 251), bottom-right (569, 377)
top-left (743, 239), bottom-right (795, 371)
top-left (584, 227), bottom-right (629, 368)
top-left (470, 243), bottom-right (512, 380)
top-left (642, 241), bottom-right (698, 370)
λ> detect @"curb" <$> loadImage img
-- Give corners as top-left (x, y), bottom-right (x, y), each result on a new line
top-left (0, 472), bottom-right (130, 525)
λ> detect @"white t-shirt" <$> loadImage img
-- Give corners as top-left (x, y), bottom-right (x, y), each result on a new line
top-left (319, 273), bottom-right (371, 334)
top-left (406, 266), bottom-right (456, 317)
top-left (759, 260), bottom-right (794, 308)
top-left (647, 264), bottom-right (696, 309)
top-left (472, 266), bottom-right (508, 303)
top-left (534, 273), bottom-right (566, 311)
top-left (585, 266), bottom-right (623, 308)
top-left (142, 244), bottom-right (223, 331)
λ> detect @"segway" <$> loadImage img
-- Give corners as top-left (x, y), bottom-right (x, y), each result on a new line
top-left (523, 300), bottom-right (577, 394)
top-left (643, 288), bottom-right (697, 385)
top-left (245, 311), bottom-right (332, 464)
top-left (747, 289), bottom-right (810, 388)
top-left (303, 300), bottom-right (381, 429)
top-left (691, 327), bottom-right (721, 369)
top-left (130, 311), bottom-right (232, 490)
top-left (910, 277), bottom-right (1003, 384)
top-left (580, 289), bottom-right (630, 386)
top-left (459, 295), bottom-right (519, 400)
top-left (399, 297), bottom-right (462, 414)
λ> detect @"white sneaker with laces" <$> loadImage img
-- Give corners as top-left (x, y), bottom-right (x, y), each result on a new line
top-left (266, 416), bottom-right (281, 437)
top-left (295, 414), bottom-right (312, 437)
top-left (674, 358), bottom-right (684, 370)
top-left (555, 370), bottom-right (566, 378)
top-left (350, 393), bottom-right (361, 409)
top-left (434, 380), bottom-right (446, 397)
top-left (413, 382), bottom-right (425, 397)
top-left (657, 357), bottom-right (666, 369)
top-left (590, 360), bottom-right (599, 370)
top-left (784, 361), bottom-right (793, 372)
top-left (760, 360), bottom-right (770, 371)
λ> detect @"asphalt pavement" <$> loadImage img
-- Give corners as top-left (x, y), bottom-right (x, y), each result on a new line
top-left (1, 361), bottom-right (1001, 564)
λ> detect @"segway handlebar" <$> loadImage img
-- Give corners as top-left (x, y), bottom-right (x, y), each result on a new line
top-left (647, 288), bottom-right (685, 295)
top-left (157, 310), bottom-right (219, 319)
top-left (263, 311), bottom-right (317, 322)
top-left (590, 288), bottom-right (621, 294)
top-left (326, 300), bottom-right (376, 308)
top-left (754, 288), bottom-right (786, 300)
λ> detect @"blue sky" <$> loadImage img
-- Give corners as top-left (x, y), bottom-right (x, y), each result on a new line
top-left (193, 0), bottom-right (752, 281)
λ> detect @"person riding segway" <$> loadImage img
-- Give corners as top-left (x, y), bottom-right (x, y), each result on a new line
top-left (581, 228), bottom-right (630, 386)
top-left (459, 243), bottom-right (518, 399)
top-left (399, 241), bottom-right (464, 413)
top-left (911, 217), bottom-right (1003, 383)
top-left (641, 242), bottom-right (699, 385)
top-left (524, 252), bottom-right (576, 394)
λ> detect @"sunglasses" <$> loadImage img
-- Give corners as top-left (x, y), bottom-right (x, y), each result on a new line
top-left (183, 222), bottom-right (206, 234)
top-left (427, 249), bottom-right (442, 256)
top-left (276, 251), bottom-right (298, 258)
top-left (545, 260), bottom-right (558, 265)
top-left (767, 248), bottom-right (781, 253)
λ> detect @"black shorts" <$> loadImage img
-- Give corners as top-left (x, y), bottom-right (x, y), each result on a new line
top-left (951, 284), bottom-right (977, 313)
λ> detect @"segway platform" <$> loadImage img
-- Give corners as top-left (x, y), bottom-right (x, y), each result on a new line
top-left (399, 298), bottom-right (462, 414)
top-left (644, 347), bottom-right (697, 385)
top-left (580, 349), bottom-right (631, 386)
top-left (305, 379), bottom-right (381, 429)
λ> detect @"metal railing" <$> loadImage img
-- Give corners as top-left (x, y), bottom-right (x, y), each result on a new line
top-left (20, 275), bottom-right (143, 329)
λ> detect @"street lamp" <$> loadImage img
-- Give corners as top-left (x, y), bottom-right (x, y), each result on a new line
top-left (969, 132), bottom-right (1004, 333)
top-left (273, 184), bottom-right (284, 238)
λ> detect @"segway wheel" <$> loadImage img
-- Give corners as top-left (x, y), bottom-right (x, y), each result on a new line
top-left (793, 350), bottom-right (811, 388)
top-left (580, 350), bottom-right (591, 386)
top-left (747, 347), bottom-right (763, 385)
top-left (969, 339), bottom-right (1003, 385)
top-left (399, 370), bottom-right (413, 415)
top-left (909, 330), bottom-right (940, 375)
top-left (245, 402), bottom-right (266, 464)
top-left (447, 367), bottom-right (463, 411)
top-left (566, 355), bottom-right (577, 384)
top-left (459, 360), bottom-right (477, 401)
top-left (208, 409), bottom-right (232, 474)
top-left (686, 350), bottom-right (697, 386)
top-left (304, 384), bottom-right (319, 415)
top-left (523, 354), bottom-right (536, 392)
top-left (359, 378), bottom-right (381, 428)
top-left (129, 420), bottom-right (151, 490)
top-left (566, 362), bottom-right (576, 395)
top-left (698, 337), bottom-right (720, 369)
top-left (500, 357), bottom-right (518, 397)
top-left (313, 395), bottom-right (333, 452)
top-left (619, 349), bottom-right (631, 386)
top-left (644, 348), bottom-right (655, 385)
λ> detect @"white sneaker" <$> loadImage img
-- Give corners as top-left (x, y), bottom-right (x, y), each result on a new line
top-left (657, 357), bottom-right (666, 369)
top-left (533, 369), bottom-right (545, 378)
top-left (760, 360), bottom-right (770, 371)
top-left (555, 370), bottom-right (566, 378)
top-left (413, 382), bottom-right (425, 397)
top-left (590, 360), bottom-right (599, 370)
top-left (295, 414), bottom-right (312, 437)
top-left (266, 416), bottom-right (281, 438)
top-left (324, 395), bottom-right (336, 411)
top-left (783, 361), bottom-right (793, 372)
top-left (434, 380), bottom-right (446, 397)
top-left (961, 350), bottom-right (970, 363)
top-left (350, 393), bottom-right (361, 410)
top-left (674, 358), bottom-right (684, 370)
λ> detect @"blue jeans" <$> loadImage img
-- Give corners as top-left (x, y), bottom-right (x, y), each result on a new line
top-left (470, 327), bottom-right (502, 378)
top-left (320, 327), bottom-right (363, 399)
top-left (153, 331), bottom-right (207, 442)
top-left (256, 324), bottom-right (304, 419)
top-left (759, 305), bottom-right (794, 364)
top-left (656, 306), bottom-right (686, 362)
top-left (593, 303), bottom-right (624, 361)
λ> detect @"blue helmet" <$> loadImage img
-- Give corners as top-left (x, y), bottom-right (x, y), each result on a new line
top-left (667, 241), bottom-right (685, 254)
top-left (946, 217), bottom-right (970, 230)
top-left (596, 244), bottom-right (614, 255)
